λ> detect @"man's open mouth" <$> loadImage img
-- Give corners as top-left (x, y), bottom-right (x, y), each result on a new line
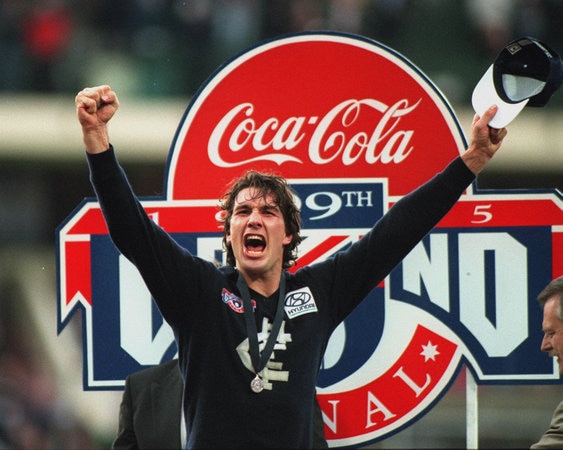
top-left (245, 234), bottom-right (266, 254)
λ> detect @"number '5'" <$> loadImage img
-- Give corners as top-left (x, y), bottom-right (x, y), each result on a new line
top-left (471, 204), bottom-right (493, 224)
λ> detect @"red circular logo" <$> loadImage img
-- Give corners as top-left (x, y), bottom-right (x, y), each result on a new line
top-left (167, 32), bottom-right (466, 201)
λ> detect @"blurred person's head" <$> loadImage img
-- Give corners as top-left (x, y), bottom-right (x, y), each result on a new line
top-left (539, 276), bottom-right (563, 374)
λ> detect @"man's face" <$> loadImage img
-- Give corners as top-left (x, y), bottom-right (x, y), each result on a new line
top-left (226, 187), bottom-right (292, 281)
top-left (541, 296), bottom-right (563, 375)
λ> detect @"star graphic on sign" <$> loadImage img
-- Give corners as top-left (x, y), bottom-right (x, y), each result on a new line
top-left (420, 341), bottom-right (440, 362)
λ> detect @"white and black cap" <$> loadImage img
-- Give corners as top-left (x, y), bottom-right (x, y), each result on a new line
top-left (472, 36), bottom-right (563, 128)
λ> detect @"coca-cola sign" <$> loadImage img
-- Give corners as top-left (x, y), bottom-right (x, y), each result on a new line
top-left (57, 32), bottom-right (562, 447)
top-left (167, 33), bottom-right (465, 199)
top-left (207, 98), bottom-right (419, 168)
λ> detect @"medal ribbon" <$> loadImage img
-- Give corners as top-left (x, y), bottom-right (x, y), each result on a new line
top-left (237, 271), bottom-right (286, 377)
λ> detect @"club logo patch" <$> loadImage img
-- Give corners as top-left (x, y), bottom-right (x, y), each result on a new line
top-left (222, 288), bottom-right (255, 313)
top-left (284, 287), bottom-right (318, 319)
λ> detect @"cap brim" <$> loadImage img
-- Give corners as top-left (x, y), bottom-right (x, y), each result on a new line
top-left (471, 65), bottom-right (529, 128)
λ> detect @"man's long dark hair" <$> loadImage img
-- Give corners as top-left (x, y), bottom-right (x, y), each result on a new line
top-left (219, 170), bottom-right (302, 269)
